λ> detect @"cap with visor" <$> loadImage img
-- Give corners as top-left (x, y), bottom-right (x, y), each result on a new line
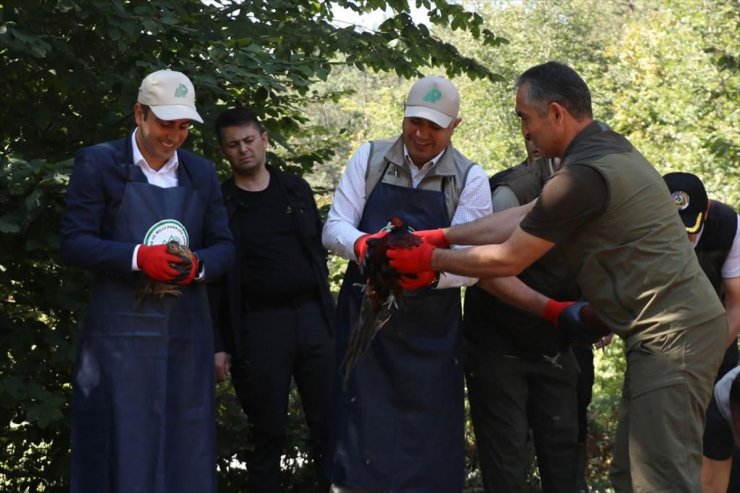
top-left (138, 69), bottom-right (204, 124)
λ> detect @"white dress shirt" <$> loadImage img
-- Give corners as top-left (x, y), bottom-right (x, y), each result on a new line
top-left (131, 129), bottom-right (179, 188)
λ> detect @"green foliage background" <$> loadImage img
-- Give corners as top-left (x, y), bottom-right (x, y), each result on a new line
top-left (1, 0), bottom-right (738, 491)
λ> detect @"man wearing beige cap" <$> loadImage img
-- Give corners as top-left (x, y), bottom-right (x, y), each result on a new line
top-left (60, 69), bottom-right (234, 493)
top-left (322, 75), bottom-right (492, 492)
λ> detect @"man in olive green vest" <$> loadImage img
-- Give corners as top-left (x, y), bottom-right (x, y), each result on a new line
top-left (387, 61), bottom-right (727, 492)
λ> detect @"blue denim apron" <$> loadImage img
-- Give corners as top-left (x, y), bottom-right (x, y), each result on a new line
top-left (332, 175), bottom-right (465, 493)
top-left (70, 164), bottom-right (216, 493)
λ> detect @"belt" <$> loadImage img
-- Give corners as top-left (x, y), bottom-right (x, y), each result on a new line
top-left (245, 291), bottom-right (320, 311)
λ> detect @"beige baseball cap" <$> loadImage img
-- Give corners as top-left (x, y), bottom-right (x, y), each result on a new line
top-left (404, 75), bottom-right (460, 128)
top-left (137, 69), bottom-right (204, 123)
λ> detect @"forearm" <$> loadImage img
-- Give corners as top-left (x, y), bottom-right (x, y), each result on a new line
top-left (434, 166), bottom-right (492, 287)
top-left (444, 199), bottom-right (535, 246)
top-left (321, 149), bottom-right (369, 260)
top-left (432, 226), bottom-right (553, 279)
top-left (476, 276), bottom-right (550, 316)
top-left (431, 244), bottom-right (521, 278)
top-left (433, 243), bottom-right (483, 288)
top-left (60, 231), bottom-right (137, 274)
top-left (701, 457), bottom-right (731, 493)
top-left (322, 216), bottom-right (362, 261)
top-left (197, 229), bottom-right (236, 281)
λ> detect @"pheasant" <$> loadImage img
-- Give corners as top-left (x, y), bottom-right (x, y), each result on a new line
top-left (136, 240), bottom-right (194, 301)
top-left (341, 217), bottom-right (421, 382)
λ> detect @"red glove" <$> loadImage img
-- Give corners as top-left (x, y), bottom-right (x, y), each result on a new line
top-left (136, 244), bottom-right (185, 282)
top-left (176, 252), bottom-right (199, 285)
top-left (354, 230), bottom-right (389, 263)
top-left (398, 271), bottom-right (437, 291)
top-left (386, 241), bottom-right (436, 274)
top-left (544, 299), bottom-right (613, 345)
top-left (542, 299), bottom-right (576, 327)
top-left (416, 228), bottom-right (449, 248)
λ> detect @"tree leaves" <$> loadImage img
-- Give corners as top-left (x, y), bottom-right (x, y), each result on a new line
top-left (0, 1), bottom-right (500, 490)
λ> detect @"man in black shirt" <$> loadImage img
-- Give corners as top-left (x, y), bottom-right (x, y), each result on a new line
top-left (211, 107), bottom-right (335, 493)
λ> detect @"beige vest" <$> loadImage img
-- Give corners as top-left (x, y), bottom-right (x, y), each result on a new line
top-left (562, 148), bottom-right (724, 342)
top-left (365, 137), bottom-right (476, 222)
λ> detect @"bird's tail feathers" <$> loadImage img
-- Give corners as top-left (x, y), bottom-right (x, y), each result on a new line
top-left (340, 294), bottom-right (396, 387)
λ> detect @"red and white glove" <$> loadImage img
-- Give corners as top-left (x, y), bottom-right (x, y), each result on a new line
top-left (386, 240), bottom-right (436, 274)
top-left (353, 230), bottom-right (389, 263)
top-left (398, 271), bottom-right (437, 291)
top-left (415, 228), bottom-right (450, 248)
top-left (136, 244), bottom-right (185, 282)
top-left (176, 252), bottom-right (199, 285)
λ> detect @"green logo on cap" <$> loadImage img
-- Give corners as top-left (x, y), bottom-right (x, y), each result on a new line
top-left (174, 83), bottom-right (188, 98)
top-left (423, 86), bottom-right (442, 104)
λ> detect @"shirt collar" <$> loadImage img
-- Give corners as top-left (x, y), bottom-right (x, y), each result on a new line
top-left (402, 144), bottom-right (446, 172)
top-left (131, 129), bottom-right (179, 174)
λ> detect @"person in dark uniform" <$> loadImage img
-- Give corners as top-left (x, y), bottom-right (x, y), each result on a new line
top-left (388, 61), bottom-right (728, 492)
top-left (60, 69), bottom-right (235, 493)
top-left (211, 107), bottom-right (335, 493)
top-left (322, 75), bottom-right (492, 493)
top-left (703, 366), bottom-right (740, 493)
top-left (463, 136), bottom-right (582, 493)
top-left (663, 172), bottom-right (740, 493)
top-left (572, 342), bottom-right (596, 492)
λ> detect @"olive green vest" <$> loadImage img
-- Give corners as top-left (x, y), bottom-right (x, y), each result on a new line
top-left (492, 158), bottom-right (553, 205)
top-left (561, 139), bottom-right (723, 342)
top-left (364, 137), bottom-right (476, 222)
top-left (490, 158), bottom-right (579, 307)
top-left (463, 158), bottom-right (580, 357)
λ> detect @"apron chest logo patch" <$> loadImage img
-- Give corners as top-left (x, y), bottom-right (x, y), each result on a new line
top-left (143, 219), bottom-right (189, 246)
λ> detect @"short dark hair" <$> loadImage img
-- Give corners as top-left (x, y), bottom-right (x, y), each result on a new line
top-left (214, 107), bottom-right (266, 143)
top-left (516, 61), bottom-right (593, 120)
top-left (140, 104), bottom-right (152, 120)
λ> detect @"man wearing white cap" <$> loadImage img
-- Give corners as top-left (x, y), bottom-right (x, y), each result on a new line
top-left (60, 69), bottom-right (234, 493)
top-left (322, 75), bottom-right (492, 492)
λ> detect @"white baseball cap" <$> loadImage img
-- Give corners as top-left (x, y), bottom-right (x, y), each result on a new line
top-left (404, 75), bottom-right (460, 128)
top-left (137, 69), bottom-right (204, 123)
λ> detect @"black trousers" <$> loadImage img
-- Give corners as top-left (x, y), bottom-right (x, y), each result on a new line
top-left (573, 345), bottom-right (594, 444)
top-left (230, 299), bottom-right (334, 493)
top-left (465, 346), bottom-right (579, 493)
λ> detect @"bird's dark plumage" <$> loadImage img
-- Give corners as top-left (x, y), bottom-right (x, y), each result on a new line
top-left (341, 217), bottom-right (421, 382)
